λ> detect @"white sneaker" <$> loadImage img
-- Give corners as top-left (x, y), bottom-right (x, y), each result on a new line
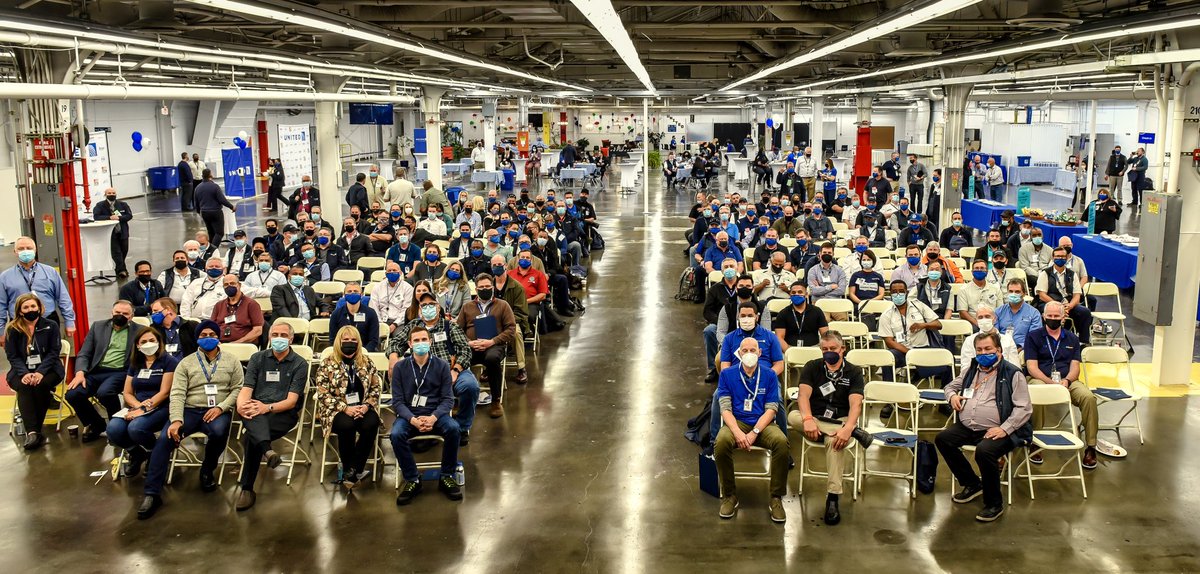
top-left (1095, 438), bottom-right (1127, 458)
top-left (476, 391), bottom-right (493, 406)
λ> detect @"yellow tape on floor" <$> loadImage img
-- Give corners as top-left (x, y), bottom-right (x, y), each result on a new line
top-left (0, 396), bottom-right (14, 424)
top-left (1080, 363), bottom-right (1200, 398)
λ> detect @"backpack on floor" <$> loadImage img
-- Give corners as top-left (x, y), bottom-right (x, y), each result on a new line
top-left (916, 439), bottom-right (938, 494)
top-left (568, 265), bottom-right (589, 290)
top-left (590, 230), bottom-right (605, 251)
top-left (675, 266), bottom-right (703, 303)
top-left (685, 398), bottom-right (713, 448)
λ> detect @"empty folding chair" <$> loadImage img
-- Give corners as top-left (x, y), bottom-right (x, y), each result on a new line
top-left (1080, 346), bottom-right (1144, 446)
top-left (858, 381), bottom-right (920, 497)
top-left (1019, 384), bottom-right (1088, 499)
top-left (783, 346), bottom-right (822, 405)
top-left (1084, 282), bottom-right (1126, 346)
top-left (827, 320), bottom-right (870, 350)
top-left (814, 298), bottom-right (854, 321)
top-left (332, 269), bottom-right (364, 284)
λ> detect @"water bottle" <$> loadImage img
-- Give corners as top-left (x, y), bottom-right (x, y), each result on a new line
top-left (336, 462), bottom-right (344, 483)
top-left (455, 462), bottom-right (465, 486)
top-left (12, 412), bottom-right (25, 436)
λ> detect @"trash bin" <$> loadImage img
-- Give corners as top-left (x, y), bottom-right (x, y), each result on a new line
top-left (1017, 156), bottom-right (1031, 167)
top-left (446, 186), bottom-right (466, 205)
top-left (146, 166), bottom-right (179, 191)
top-left (501, 169), bottom-right (515, 192)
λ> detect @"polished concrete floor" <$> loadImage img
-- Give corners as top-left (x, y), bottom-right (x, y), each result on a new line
top-left (1, 173), bottom-right (1198, 573)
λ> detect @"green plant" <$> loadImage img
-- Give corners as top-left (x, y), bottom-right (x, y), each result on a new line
top-left (575, 138), bottom-right (590, 150)
top-left (648, 149), bottom-right (662, 170)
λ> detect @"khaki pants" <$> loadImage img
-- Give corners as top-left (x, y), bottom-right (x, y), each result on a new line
top-left (802, 177), bottom-right (817, 202)
top-left (514, 325), bottom-right (526, 369)
top-left (714, 419), bottom-right (790, 498)
top-left (1031, 379), bottom-right (1099, 447)
top-left (825, 311), bottom-right (849, 322)
top-left (787, 413), bottom-right (851, 494)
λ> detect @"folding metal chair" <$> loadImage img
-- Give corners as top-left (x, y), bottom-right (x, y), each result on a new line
top-left (1081, 346), bottom-right (1144, 446)
top-left (1018, 384), bottom-right (1088, 499)
top-left (827, 320), bottom-right (870, 349)
top-left (1084, 282), bottom-right (1126, 346)
top-left (272, 317), bottom-right (311, 347)
top-left (858, 381), bottom-right (919, 497)
top-left (783, 346), bottom-right (822, 406)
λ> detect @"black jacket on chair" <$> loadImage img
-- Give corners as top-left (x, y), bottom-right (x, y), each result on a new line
top-left (74, 319), bottom-right (145, 374)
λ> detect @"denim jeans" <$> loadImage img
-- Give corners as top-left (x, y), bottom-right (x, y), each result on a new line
top-left (389, 415), bottom-right (461, 482)
top-left (708, 389), bottom-right (788, 447)
top-left (144, 407), bottom-right (232, 496)
top-left (106, 407), bottom-right (170, 451)
top-left (454, 370), bottom-right (480, 432)
top-left (65, 370), bottom-right (126, 430)
top-left (702, 324), bottom-right (719, 372)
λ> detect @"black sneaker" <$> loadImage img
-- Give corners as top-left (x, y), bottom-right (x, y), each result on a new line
top-left (823, 494), bottom-right (841, 525)
top-left (199, 471), bottom-right (218, 493)
top-left (137, 495), bottom-right (162, 520)
top-left (396, 479), bottom-right (422, 505)
top-left (123, 449), bottom-right (148, 478)
top-left (459, 430), bottom-right (470, 447)
top-left (975, 505), bottom-right (1005, 522)
top-left (704, 369), bottom-right (718, 384)
top-left (439, 475), bottom-right (463, 501)
top-left (953, 484), bottom-right (984, 504)
top-left (879, 405), bottom-right (894, 423)
top-left (265, 450), bottom-right (282, 469)
top-left (850, 427), bottom-right (874, 448)
top-left (342, 467), bottom-right (358, 488)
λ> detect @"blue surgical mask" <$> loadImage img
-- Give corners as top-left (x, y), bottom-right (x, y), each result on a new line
top-left (1032, 237), bottom-right (1043, 246)
top-left (269, 337), bottom-right (290, 353)
top-left (386, 272), bottom-right (401, 283)
top-left (470, 249), bottom-right (484, 257)
top-left (891, 293), bottom-right (907, 306)
top-left (722, 268), bottom-right (737, 281)
top-left (344, 293), bottom-right (362, 305)
top-left (1053, 258), bottom-right (1067, 267)
top-left (797, 239), bottom-right (808, 247)
top-left (413, 342), bottom-right (432, 356)
top-left (317, 236), bottom-right (329, 246)
top-left (206, 268), bottom-right (223, 278)
top-left (952, 220), bottom-right (963, 228)
top-left (906, 256), bottom-right (920, 266)
top-left (976, 353), bottom-right (999, 368)
top-left (234, 239), bottom-right (246, 248)
top-left (927, 270), bottom-right (942, 281)
top-left (303, 249), bottom-right (316, 260)
top-left (420, 304), bottom-right (439, 321)
top-left (489, 235), bottom-right (501, 244)
top-left (150, 311), bottom-right (165, 325)
top-left (425, 252), bottom-right (440, 262)
top-left (16, 250), bottom-right (35, 264)
top-left (447, 270), bottom-right (462, 281)
top-left (556, 207), bottom-right (566, 216)
top-left (519, 242), bottom-right (531, 251)
top-left (508, 230), bottom-right (520, 239)
top-left (972, 270), bottom-right (987, 281)
top-left (790, 294), bottom-right (806, 306)
top-left (197, 337), bottom-right (219, 352)
top-left (1006, 293), bottom-right (1022, 305)
top-left (1098, 194), bottom-right (1108, 201)
top-left (290, 275), bottom-right (305, 287)
top-left (257, 262), bottom-right (271, 272)
top-left (855, 244), bottom-right (868, 253)
top-left (461, 231), bottom-right (472, 240)
top-left (491, 265), bottom-right (506, 276)
top-left (518, 258), bottom-right (532, 269)
top-left (813, 208), bottom-right (823, 216)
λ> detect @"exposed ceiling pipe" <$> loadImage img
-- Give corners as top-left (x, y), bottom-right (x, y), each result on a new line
top-left (522, 35), bottom-right (563, 70)
top-left (0, 83), bottom-right (418, 103)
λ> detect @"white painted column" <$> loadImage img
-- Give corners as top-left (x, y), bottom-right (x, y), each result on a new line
top-left (643, 97), bottom-right (649, 214)
top-left (939, 84), bottom-right (972, 225)
top-left (482, 97), bottom-right (497, 171)
top-left (811, 97), bottom-right (825, 156)
top-left (315, 99), bottom-right (343, 227)
top-left (422, 87), bottom-right (446, 190)
top-left (1085, 99), bottom-right (1097, 202)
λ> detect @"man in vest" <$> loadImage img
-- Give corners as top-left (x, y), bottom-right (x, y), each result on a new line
top-left (1034, 246), bottom-right (1092, 344)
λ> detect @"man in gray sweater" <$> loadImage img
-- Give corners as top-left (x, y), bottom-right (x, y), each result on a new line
top-left (906, 154), bottom-right (928, 215)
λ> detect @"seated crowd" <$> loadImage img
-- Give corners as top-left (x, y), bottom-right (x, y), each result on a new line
top-left (1, 177), bottom-right (602, 520)
top-left (688, 180), bottom-right (1120, 525)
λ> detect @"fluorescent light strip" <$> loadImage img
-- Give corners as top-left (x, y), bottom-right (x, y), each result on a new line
top-left (722, 0), bottom-right (981, 91)
top-left (782, 16), bottom-right (1200, 92)
top-left (184, 0), bottom-right (588, 91)
top-left (568, 0), bottom-right (655, 93)
top-left (975, 72), bottom-right (1136, 88)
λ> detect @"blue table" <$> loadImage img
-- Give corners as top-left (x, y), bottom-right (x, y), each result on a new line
top-left (960, 199), bottom-right (1014, 231)
top-left (1071, 234), bottom-right (1137, 288)
top-left (1016, 216), bottom-right (1088, 248)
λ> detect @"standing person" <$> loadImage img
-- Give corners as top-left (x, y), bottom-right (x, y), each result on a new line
top-left (315, 325), bottom-right (383, 488)
top-left (190, 153), bottom-right (207, 211)
top-left (1081, 188), bottom-right (1122, 234)
top-left (795, 146), bottom-right (819, 202)
top-left (264, 158), bottom-right (287, 213)
top-left (0, 237), bottom-right (77, 345)
top-left (906, 154), bottom-right (928, 215)
top-left (105, 328), bottom-right (177, 478)
top-left (194, 169), bottom-right (236, 247)
top-left (4, 293), bottom-right (63, 450)
top-left (92, 188), bottom-right (134, 280)
top-left (387, 167), bottom-right (415, 209)
top-left (752, 148), bottom-right (772, 192)
top-left (178, 152), bottom-right (195, 212)
top-left (1104, 145), bottom-right (1128, 203)
top-left (365, 164), bottom-right (388, 206)
top-left (1126, 147), bottom-right (1148, 208)
top-left (1071, 159), bottom-right (1089, 211)
top-left (345, 173), bottom-right (370, 216)
top-left (984, 158), bottom-right (1005, 202)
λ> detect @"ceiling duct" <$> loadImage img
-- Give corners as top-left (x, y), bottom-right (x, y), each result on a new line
top-left (1006, 0), bottom-right (1083, 30)
top-left (884, 33), bottom-right (941, 57)
top-left (127, 1), bottom-right (187, 34)
top-left (829, 54), bottom-right (868, 74)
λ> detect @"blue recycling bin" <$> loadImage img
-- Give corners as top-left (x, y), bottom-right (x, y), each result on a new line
top-left (501, 169), bottom-right (515, 192)
top-left (446, 186), bottom-right (466, 205)
top-left (147, 166), bottom-right (179, 191)
top-left (1017, 156), bottom-right (1031, 167)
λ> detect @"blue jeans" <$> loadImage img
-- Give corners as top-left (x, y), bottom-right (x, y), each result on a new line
top-left (65, 370), bottom-right (126, 430)
top-left (389, 415), bottom-right (461, 482)
top-left (703, 324), bottom-right (719, 372)
top-left (708, 390), bottom-right (788, 447)
top-left (143, 408), bottom-right (233, 496)
top-left (454, 370), bottom-right (480, 432)
top-left (106, 407), bottom-right (170, 451)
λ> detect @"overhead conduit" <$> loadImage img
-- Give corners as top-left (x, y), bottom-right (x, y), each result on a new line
top-left (0, 83), bottom-right (417, 103)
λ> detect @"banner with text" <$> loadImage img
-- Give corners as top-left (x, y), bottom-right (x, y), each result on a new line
top-left (277, 124), bottom-right (312, 189)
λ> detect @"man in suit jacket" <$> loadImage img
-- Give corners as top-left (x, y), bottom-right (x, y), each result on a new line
top-left (177, 152), bottom-right (195, 211)
top-left (118, 260), bottom-right (167, 316)
top-left (270, 265), bottom-right (327, 319)
top-left (93, 188), bottom-right (135, 279)
top-left (346, 173), bottom-right (369, 215)
top-left (65, 300), bottom-right (145, 441)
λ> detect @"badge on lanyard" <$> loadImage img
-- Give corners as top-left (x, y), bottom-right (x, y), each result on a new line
top-left (354, 312), bottom-right (366, 322)
top-left (266, 371), bottom-right (281, 383)
top-left (819, 381), bottom-right (836, 396)
top-left (742, 398), bottom-right (753, 412)
top-left (26, 354), bottom-right (41, 368)
top-left (411, 395), bottom-right (428, 407)
top-left (138, 369), bottom-right (153, 379)
top-left (433, 331), bottom-right (448, 343)
top-left (224, 315), bottom-right (236, 324)
top-left (166, 343), bottom-right (179, 353)
top-left (963, 387), bottom-right (975, 399)
top-left (204, 383), bottom-right (219, 407)
top-left (346, 392), bottom-right (361, 405)
top-left (823, 407), bottom-right (835, 419)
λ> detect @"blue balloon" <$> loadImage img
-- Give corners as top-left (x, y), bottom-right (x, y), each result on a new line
top-left (132, 141), bottom-right (143, 152)
top-left (764, 118), bottom-right (774, 129)
top-left (233, 137), bottom-right (247, 149)
top-left (131, 131), bottom-right (143, 142)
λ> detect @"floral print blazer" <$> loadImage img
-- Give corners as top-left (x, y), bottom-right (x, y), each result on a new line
top-left (314, 357), bottom-right (383, 436)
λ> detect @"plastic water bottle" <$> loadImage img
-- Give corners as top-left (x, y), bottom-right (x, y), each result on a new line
top-left (455, 462), bottom-right (465, 486)
top-left (12, 412), bottom-right (25, 436)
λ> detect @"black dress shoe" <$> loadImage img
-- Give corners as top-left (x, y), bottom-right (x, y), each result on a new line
top-left (704, 369), bottom-right (719, 384)
top-left (879, 405), bottom-right (894, 423)
top-left (559, 309), bottom-right (575, 318)
top-left (123, 449), bottom-right (148, 478)
top-left (516, 369), bottom-right (528, 384)
top-left (850, 427), bottom-right (874, 448)
top-left (953, 484), bottom-right (984, 503)
top-left (81, 426), bottom-right (103, 443)
top-left (823, 495), bottom-right (841, 525)
top-left (459, 430), bottom-right (470, 447)
top-left (22, 432), bottom-right (45, 451)
top-left (199, 471), bottom-right (218, 493)
top-left (137, 495), bottom-right (162, 520)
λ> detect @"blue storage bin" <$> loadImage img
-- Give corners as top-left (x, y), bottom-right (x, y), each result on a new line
top-left (446, 186), bottom-right (466, 205)
top-left (1017, 156), bottom-right (1031, 167)
top-left (147, 166), bottom-right (179, 191)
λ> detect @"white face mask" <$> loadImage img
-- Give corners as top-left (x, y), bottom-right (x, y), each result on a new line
top-left (977, 318), bottom-right (994, 333)
top-left (138, 342), bottom-right (160, 355)
top-left (738, 317), bottom-right (756, 331)
top-left (740, 351), bottom-right (759, 368)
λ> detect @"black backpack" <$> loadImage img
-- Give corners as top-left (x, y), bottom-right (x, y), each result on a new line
top-left (676, 267), bottom-right (703, 303)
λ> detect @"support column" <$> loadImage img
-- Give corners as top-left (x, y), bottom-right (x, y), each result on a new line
top-left (782, 100), bottom-right (794, 150)
top-left (811, 97), bottom-right (825, 158)
top-left (643, 97), bottom-right (650, 214)
top-left (315, 98), bottom-right (343, 228)
top-left (482, 97), bottom-right (498, 171)
top-left (1085, 99), bottom-right (1098, 203)
top-left (1150, 64), bottom-right (1200, 386)
top-left (938, 84), bottom-right (972, 226)
top-left (422, 87), bottom-right (446, 190)
top-left (856, 96), bottom-right (873, 125)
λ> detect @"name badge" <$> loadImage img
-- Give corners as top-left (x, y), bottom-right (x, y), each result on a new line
top-left (824, 278), bottom-right (834, 285)
top-left (204, 384), bottom-right (218, 396)
top-left (819, 382), bottom-right (836, 396)
top-left (398, 254), bottom-right (407, 262)
top-left (165, 343), bottom-right (179, 353)
top-left (138, 369), bottom-right (153, 379)
top-left (1051, 371), bottom-right (1061, 384)
top-left (224, 315), bottom-right (236, 324)
top-left (411, 395), bottom-right (428, 408)
top-left (433, 331), bottom-right (448, 343)
top-left (266, 371), bottom-right (281, 382)
top-left (354, 312), bottom-right (366, 322)
top-left (931, 297), bottom-right (942, 306)
top-left (823, 408), bottom-right (835, 419)
top-left (962, 388), bottom-right (975, 399)
top-left (476, 313), bottom-right (488, 320)
top-left (346, 392), bottom-right (361, 405)
top-left (742, 398), bottom-right (753, 412)
top-left (26, 354), bottom-right (41, 368)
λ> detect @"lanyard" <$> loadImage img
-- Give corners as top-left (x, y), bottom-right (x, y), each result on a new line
top-left (20, 266), bottom-right (36, 292)
top-left (792, 305), bottom-right (807, 331)
top-left (739, 366), bottom-right (761, 401)
top-left (411, 361), bottom-right (430, 395)
top-left (1046, 333), bottom-right (1062, 363)
top-left (197, 351), bottom-right (221, 384)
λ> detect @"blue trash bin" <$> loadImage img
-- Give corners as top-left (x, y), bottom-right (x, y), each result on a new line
top-left (446, 186), bottom-right (466, 205)
top-left (147, 166), bottom-right (179, 191)
top-left (1017, 156), bottom-right (1031, 167)
top-left (501, 169), bottom-right (515, 192)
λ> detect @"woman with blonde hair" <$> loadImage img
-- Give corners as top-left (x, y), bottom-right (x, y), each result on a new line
top-left (434, 260), bottom-right (471, 319)
top-left (4, 293), bottom-right (62, 450)
top-left (314, 325), bottom-right (383, 488)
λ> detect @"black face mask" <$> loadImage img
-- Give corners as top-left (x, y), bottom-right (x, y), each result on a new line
top-left (736, 287), bottom-right (753, 299)
top-left (988, 240), bottom-right (1001, 248)
top-left (266, 227), bottom-right (277, 234)
top-left (137, 274), bottom-right (152, 284)
top-left (305, 229), bottom-right (315, 237)
top-left (993, 260), bottom-right (1006, 270)
top-left (476, 288), bottom-right (494, 301)
top-left (340, 342), bottom-right (359, 356)
top-left (106, 196), bottom-right (117, 203)
top-left (111, 315), bottom-right (129, 328)
top-left (1044, 318), bottom-right (1063, 330)
top-left (1062, 246), bottom-right (1072, 255)
top-left (22, 310), bottom-right (39, 322)
top-left (717, 241), bottom-right (728, 249)
top-left (253, 250), bottom-right (265, 258)
top-left (821, 253), bottom-right (833, 264)
top-left (344, 225), bottom-right (355, 234)
top-left (351, 214), bottom-right (360, 220)
top-left (771, 264), bottom-right (784, 273)
top-left (174, 260), bottom-right (188, 270)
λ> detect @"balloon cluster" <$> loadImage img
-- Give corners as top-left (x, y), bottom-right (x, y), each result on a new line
top-left (233, 130), bottom-right (249, 149)
top-left (131, 131), bottom-right (143, 152)
top-left (765, 118), bottom-right (775, 129)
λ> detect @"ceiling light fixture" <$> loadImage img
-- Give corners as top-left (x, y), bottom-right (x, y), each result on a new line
top-left (568, 0), bottom-right (655, 93)
top-left (184, 0), bottom-right (590, 91)
top-left (721, 0), bottom-right (982, 91)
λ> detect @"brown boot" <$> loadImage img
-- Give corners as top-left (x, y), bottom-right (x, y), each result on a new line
top-left (1082, 446), bottom-right (1097, 469)
top-left (489, 403), bottom-right (504, 418)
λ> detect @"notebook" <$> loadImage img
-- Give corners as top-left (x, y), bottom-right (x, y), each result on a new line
top-left (474, 315), bottom-right (499, 340)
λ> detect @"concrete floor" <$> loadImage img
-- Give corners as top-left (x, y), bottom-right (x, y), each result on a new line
top-left (0, 173), bottom-right (1198, 573)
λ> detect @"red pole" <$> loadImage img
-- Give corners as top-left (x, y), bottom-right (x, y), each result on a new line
top-left (61, 132), bottom-right (89, 347)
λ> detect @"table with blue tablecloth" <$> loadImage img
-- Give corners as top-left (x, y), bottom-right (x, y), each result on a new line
top-left (1071, 234), bottom-right (1137, 288)
top-left (1008, 165), bottom-right (1059, 186)
top-left (1015, 216), bottom-right (1088, 247)
top-left (471, 170), bottom-right (503, 186)
top-left (960, 199), bottom-right (1015, 231)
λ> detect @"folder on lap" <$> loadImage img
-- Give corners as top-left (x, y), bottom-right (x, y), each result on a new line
top-left (475, 315), bottom-right (499, 340)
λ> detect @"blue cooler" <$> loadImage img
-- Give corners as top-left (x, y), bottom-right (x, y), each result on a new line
top-left (147, 166), bottom-right (179, 191)
top-left (501, 169), bottom-right (515, 192)
top-left (1017, 156), bottom-right (1031, 167)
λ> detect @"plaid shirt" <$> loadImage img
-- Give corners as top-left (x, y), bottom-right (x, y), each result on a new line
top-left (387, 317), bottom-right (473, 367)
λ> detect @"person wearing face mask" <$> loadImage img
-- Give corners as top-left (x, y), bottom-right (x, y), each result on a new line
top-left (93, 187), bottom-right (135, 279)
top-left (455, 200), bottom-right (484, 238)
top-left (315, 325), bottom-right (383, 489)
top-left (178, 152), bottom-right (195, 212)
top-left (879, 279), bottom-right (951, 394)
top-left (983, 158), bottom-right (1005, 202)
top-left (712, 337), bottom-right (789, 522)
top-left (1034, 247), bottom-right (1093, 344)
top-left (506, 249), bottom-right (551, 332)
top-left (458, 239), bottom-right (489, 280)
top-left (106, 328), bottom-right (178, 477)
top-left (882, 151), bottom-right (902, 183)
top-left (224, 230), bottom-right (256, 280)
top-left (270, 265), bottom-right (325, 321)
top-left (662, 151), bottom-right (679, 190)
top-left (262, 157), bottom-right (288, 213)
top-left (1104, 146), bottom-right (1128, 202)
top-left (345, 172), bottom-right (370, 216)
top-left (939, 211), bottom-right (974, 257)
top-left (776, 161), bottom-right (805, 200)
top-left (802, 203), bottom-right (834, 240)
top-left (915, 261), bottom-right (955, 330)
top-left (481, 228), bottom-right (514, 261)
top-left (770, 205), bottom-right (803, 238)
top-left (774, 282), bottom-right (830, 350)
top-left (384, 227), bottom-right (423, 276)
top-left (983, 229), bottom-right (1011, 265)
top-left (1005, 220), bottom-right (1034, 257)
top-left (702, 259), bottom-right (741, 382)
top-left (702, 231), bottom-right (744, 275)
top-left (149, 298), bottom-right (200, 359)
top-left (957, 259), bottom-right (1002, 329)
top-left (458, 274), bottom-right (518, 418)
top-left (736, 205), bottom-right (760, 240)
top-left (897, 213), bottom-right (934, 248)
top-left (938, 332), bottom-right (1032, 523)
top-left (336, 217), bottom-right (371, 267)
top-left (137, 321), bottom-right (242, 520)
top-left (233, 321), bottom-right (308, 511)
top-left (752, 148), bottom-right (773, 192)
top-left (65, 300), bottom-right (145, 442)
top-left (993, 211), bottom-right (1018, 245)
top-left (368, 260), bottom-right (415, 333)
top-left (986, 251), bottom-right (1015, 289)
top-left (158, 249), bottom-right (201, 306)
top-left (891, 245), bottom-right (928, 290)
top-left (241, 251), bottom-right (288, 300)
top-left (807, 243), bottom-right (847, 318)
top-left (4, 293), bottom-right (64, 450)
top-left (865, 165), bottom-right (893, 207)
top-left (959, 304), bottom-right (1020, 372)
top-left (489, 254), bottom-right (531, 380)
top-left (921, 242), bottom-right (962, 284)
top-left (791, 331), bottom-right (874, 525)
top-left (846, 251), bottom-right (885, 319)
top-left (1018, 229), bottom-right (1053, 281)
top-left (1024, 300), bottom-right (1101, 468)
top-left (364, 210), bottom-right (396, 254)
top-left (751, 251), bottom-right (796, 301)
top-left (408, 244), bottom-right (447, 286)
top-left (715, 275), bottom-right (770, 342)
top-left (194, 170), bottom-right (237, 247)
top-left (329, 283), bottom-right (381, 352)
top-left (295, 241), bottom-right (331, 285)
top-left (416, 205), bottom-right (451, 243)
top-left (837, 188), bottom-right (859, 224)
top-left (363, 163), bottom-right (388, 207)
top-left (837, 237), bottom-right (871, 276)
top-left (210, 275), bottom-right (265, 345)
top-left (1126, 147), bottom-right (1148, 207)
top-left (117, 261), bottom-right (166, 317)
top-left (448, 223), bottom-right (476, 260)
top-left (740, 215), bottom-right (771, 252)
top-left (269, 225), bottom-right (303, 270)
top-left (181, 258), bottom-right (228, 322)
top-left (286, 175), bottom-right (321, 222)
top-left (689, 206), bottom-right (719, 263)
top-left (1081, 187), bottom-right (1122, 234)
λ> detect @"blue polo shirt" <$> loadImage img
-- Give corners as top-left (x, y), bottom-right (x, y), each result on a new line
top-left (995, 302), bottom-right (1043, 348)
top-left (1024, 327), bottom-right (1081, 378)
top-left (716, 364), bottom-right (782, 426)
top-left (703, 244), bottom-right (743, 269)
top-left (719, 325), bottom-right (783, 367)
